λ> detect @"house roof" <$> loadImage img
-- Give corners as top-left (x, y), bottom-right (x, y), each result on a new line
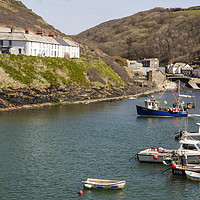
top-left (0, 28), bottom-right (78, 47)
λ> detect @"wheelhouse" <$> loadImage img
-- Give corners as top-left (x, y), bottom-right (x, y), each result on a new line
top-left (144, 99), bottom-right (159, 110)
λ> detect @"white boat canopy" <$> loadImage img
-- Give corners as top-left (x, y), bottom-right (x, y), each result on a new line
top-left (178, 94), bottom-right (195, 98)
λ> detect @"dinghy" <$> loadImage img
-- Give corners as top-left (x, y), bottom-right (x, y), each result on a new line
top-left (185, 171), bottom-right (200, 181)
top-left (82, 178), bottom-right (126, 190)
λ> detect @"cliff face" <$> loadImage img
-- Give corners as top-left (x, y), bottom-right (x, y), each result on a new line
top-left (75, 7), bottom-right (200, 65)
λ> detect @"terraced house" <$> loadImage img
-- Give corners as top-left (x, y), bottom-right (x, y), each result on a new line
top-left (0, 27), bottom-right (80, 58)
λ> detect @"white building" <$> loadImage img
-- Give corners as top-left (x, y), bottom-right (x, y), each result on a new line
top-left (167, 63), bottom-right (193, 74)
top-left (0, 28), bottom-right (80, 58)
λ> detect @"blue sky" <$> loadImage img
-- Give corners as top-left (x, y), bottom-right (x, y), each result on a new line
top-left (21, 0), bottom-right (199, 35)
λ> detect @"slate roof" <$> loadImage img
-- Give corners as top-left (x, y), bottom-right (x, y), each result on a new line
top-left (0, 28), bottom-right (78, 47)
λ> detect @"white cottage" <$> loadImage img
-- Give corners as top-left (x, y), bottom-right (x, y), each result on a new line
top-left (0, 28), bottom-right (80, 58)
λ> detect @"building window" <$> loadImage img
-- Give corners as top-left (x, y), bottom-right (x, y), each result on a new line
top-left (9, 40), bottom-right (12, 46)
top-left (18, 48), bottom-right (22, 54)
top-left (0, 40), bottom-right (3, 46)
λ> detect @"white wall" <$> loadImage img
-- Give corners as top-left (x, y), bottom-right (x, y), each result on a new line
top-left (1, 39), bottom-right (80, 58)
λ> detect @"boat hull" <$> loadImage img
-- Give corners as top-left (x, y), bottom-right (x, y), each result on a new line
top-left (172, 166), bottom-right (200, 176)
top-left (136, 105), bottom-right (188, 117)
top-left (82, 179), bottom-right (126, 190)
top-left (185, 171), bottom-right (200, 181)
top-left (137, 150), bottom-right (200, 164)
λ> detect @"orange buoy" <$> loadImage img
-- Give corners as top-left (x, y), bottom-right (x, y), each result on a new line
top-left (78, 190), bottom-right (83, 195)
top-left (153, 154), bottom-right (158, 160)
top-left (172, 163), bottom-right (177, 169)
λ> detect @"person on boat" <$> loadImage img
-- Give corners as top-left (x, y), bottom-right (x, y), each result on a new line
top-left (181, 154), bottom-right (187, 169)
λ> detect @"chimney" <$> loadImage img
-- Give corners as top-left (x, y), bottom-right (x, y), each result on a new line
top-left (48, 33), bottom-right (55, 38)
top-left (36, 30), bottom-right (43, 36)
top-left (11, 27), bottom-right (14, 33)
top-left (25, 29), bottom-right (30, 34)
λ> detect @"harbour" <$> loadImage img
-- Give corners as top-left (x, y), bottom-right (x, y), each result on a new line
top-left (0, 91), bottom-right (200, 199)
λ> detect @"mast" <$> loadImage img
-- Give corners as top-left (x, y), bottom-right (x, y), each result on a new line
top-left (177, 80), bottom-right (181, 108)
top-left (178, 80), bottom-right (180, 97)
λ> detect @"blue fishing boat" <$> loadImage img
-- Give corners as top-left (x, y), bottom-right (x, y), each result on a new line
top-left (136, 80), bottom-right (196, 117)
top-left (136, 99), bottom-right (188, 117)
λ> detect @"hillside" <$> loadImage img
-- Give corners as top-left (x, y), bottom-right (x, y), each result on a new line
top-left (0, 0), bottom-right (65, 37)
top-left (75, 7), bottom-right (200, 65)
top-left (0, 0), bottom-right (133, 83)
top-left (0, 54), bottom-right (154, 109)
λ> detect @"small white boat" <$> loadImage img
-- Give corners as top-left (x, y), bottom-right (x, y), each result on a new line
top-left (82, 178), bottom-right (126, 190)
top-left (137, 139), bottom-right (200, 163)
top-left (128, 97), bottom-right (137, 100)
top-left (185, 170), bottom-right (200, 181)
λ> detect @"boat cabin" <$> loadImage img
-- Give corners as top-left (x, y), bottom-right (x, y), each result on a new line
top-left (144, 99), bottom-right (159, 110)
top-left (179, 139), bottom-right (200, 152)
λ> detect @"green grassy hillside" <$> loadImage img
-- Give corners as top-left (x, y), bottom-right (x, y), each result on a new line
top-left (0, 54), bottom-right (122, 88)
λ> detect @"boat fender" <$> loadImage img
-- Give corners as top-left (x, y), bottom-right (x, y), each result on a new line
top-left (153, 154), bottom-right (158, 160)
top-left (188, 104), bottom-right (192, 109)
top-left (97, 186), bottom-right (103, 188)
top-left (172, 163), bottom-right (177, 169)
top-left (151, 147), bottom-right (156, 150)
top-left (158, 147), bottom-right (165, 153)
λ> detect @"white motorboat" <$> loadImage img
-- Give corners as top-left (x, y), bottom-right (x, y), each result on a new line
top-left (185, 171), bottom-right (200, 181)
top-left (137, 139), bottom-right (200, 163)
top-left (82, 178), bottom-right (126, 190)
top-left (175, 123), bottom-right (200, 140)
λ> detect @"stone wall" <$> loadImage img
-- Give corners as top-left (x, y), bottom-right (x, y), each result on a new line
top-left (147, 70), bottom-right (166, 84)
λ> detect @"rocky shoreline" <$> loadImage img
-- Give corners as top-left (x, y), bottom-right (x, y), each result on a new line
top-left (0, 80), bottom-right (176, 112)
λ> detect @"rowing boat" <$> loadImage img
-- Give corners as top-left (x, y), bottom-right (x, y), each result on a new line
top-left (82, 178), bottom-right (126, 189)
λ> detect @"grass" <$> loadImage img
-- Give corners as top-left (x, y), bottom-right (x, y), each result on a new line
top-left (0, 54), bottom-right (123, 87)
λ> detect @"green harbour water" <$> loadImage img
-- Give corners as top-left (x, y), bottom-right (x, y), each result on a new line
top-left (0, 91), bottom-right (200, 199)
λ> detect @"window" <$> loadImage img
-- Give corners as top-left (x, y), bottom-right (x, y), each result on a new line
top-left (9, 40), bottom-right (12, 46)
top-left (0, 40), bottom-right (3, 46)
top-left (18, 48), bottom-right (22, 54)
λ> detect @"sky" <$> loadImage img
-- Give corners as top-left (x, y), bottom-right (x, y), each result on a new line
top-left (21, 0), bottom-right (199, 35)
